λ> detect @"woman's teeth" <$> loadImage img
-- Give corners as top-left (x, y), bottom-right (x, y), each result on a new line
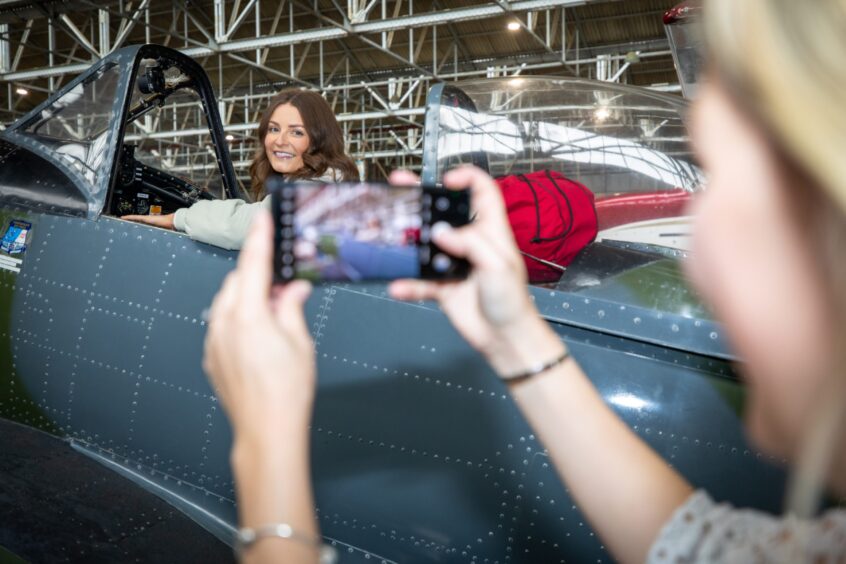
top-left (274, 152), bottom-right (294, 158)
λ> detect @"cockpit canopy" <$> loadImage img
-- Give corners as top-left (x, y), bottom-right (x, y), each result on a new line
top-left (423, 78), bottom-right (702, 194)
top-left (422, 78), bottom-right (713, 344)
top-left (1, 45), bottom-right (239, 219)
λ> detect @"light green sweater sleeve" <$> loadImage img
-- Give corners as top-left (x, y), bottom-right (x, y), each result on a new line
top-left (173, 196), bottom-right (271, 250)
top-left (172, 168), bottom-right (342, 250)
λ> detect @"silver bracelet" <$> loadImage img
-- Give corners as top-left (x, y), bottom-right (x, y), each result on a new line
top-left (500, 349), bottom-right (571, 383)
top-left (235, 523), bottom-right (338, 563)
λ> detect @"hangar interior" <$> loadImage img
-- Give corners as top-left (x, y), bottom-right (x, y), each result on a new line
top-left (0, 0), bottom-right (683, 191)
top-left (2, 3), bottom-right (819, 564)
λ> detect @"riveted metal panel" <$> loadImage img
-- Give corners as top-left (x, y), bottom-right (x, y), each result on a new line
top-left (0, 212), bottom-right (783, 562)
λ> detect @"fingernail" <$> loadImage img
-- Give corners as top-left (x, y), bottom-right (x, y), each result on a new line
top-left (431, 221), bottom-right (452, 239)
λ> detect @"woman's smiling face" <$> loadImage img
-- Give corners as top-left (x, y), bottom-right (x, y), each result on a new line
top-left (264, 103), bottom-right (310, 175)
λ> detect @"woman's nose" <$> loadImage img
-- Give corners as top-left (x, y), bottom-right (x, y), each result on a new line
top-left (274, 132), bottom-right (290, 146)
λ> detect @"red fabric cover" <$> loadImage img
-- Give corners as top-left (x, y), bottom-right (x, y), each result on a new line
top-left (497, 170), bottom-right (598, 283)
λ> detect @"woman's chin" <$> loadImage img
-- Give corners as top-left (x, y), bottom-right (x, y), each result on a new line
top-left (270, 160), bottom-right (301, 175)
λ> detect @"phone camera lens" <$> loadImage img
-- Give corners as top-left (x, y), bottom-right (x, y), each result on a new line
top-left (281, 200), bottom-right (295, 212)
top-left (435, 197), bottom-right (450, 212)
top-left (281, 266), bottom-right (294, 278)
top-left (432, 253), bottom-right (452, 273)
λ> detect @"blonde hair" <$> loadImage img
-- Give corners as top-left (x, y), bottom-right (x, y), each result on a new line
top-left (704, 0), bottom-right (846, 518)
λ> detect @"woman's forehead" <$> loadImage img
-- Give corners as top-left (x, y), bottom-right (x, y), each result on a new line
top-left (269, 103), bottom-right (304, 126)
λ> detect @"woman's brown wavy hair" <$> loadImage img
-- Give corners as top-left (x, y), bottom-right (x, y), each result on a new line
top-left (248, 89), bottom-right (359, 200)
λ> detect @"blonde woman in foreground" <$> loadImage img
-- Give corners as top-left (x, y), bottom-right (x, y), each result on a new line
top-left (202, 0), bottom-right (846, 561)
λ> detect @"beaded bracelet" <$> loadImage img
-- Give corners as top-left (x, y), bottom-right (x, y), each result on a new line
top-left (501, 349), bottom-right (571, 384)
top-left (235, 523), bottom-right (337, 563)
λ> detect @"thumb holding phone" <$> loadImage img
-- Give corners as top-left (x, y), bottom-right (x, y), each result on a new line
top-left (388, 166), bottom-right (565, 379)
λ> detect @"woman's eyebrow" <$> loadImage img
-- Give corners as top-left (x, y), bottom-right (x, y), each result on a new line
top-left (267, 120), bottom-right (304, 128)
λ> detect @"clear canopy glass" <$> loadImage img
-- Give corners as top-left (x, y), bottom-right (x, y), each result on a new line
top-left (429, 78), bottom-right (702, 194)
top-left (425, 77), bottom-right (712, 338)
top-left (18, 61), bottom-right (123, 211)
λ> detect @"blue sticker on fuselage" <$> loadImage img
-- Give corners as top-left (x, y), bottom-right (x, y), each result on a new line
top-left (1, 220), bottom-right (31, 255)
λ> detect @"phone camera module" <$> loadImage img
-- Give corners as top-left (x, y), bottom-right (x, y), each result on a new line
top-left (435, 197), bottom-right (451, 212)
top-left (432, 253), bottom-right (453, 273)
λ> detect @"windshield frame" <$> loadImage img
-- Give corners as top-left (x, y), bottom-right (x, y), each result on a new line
top-left (114, 45), bottom-right (243, 205)
top-left (3, 44), bottom-right (244, 219)
top-left (4, 52), bottom-right (134, 219)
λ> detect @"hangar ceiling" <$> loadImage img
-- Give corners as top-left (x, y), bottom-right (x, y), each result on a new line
top-left (0, 0), bottom-right (682, 181)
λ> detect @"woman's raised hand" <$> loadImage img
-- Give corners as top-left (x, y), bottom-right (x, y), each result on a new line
top-left (388, 166), bottom-right (561, 377)
top-left (203, 210), bottom-right (316, 445)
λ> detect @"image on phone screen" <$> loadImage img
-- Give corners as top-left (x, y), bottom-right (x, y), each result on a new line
top-left (271, 181), bottom-right (470, 283)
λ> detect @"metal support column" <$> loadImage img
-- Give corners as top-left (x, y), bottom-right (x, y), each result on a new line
top-left (99, 9), bottom-right (110, 57)
top-left (0, 24), bottom-right (9, 73)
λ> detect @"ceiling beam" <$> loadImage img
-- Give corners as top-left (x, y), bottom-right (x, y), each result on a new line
top-left (0, 0), bottom-right (609, 82)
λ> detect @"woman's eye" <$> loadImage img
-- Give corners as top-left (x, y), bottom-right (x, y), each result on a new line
top-left (268, 127), bottom-right (279, 133)
top-left (291, 129), bottom-right (305, 137)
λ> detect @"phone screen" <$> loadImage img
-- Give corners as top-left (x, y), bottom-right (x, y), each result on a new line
top-left (271, 181), bottom-right (470, 283)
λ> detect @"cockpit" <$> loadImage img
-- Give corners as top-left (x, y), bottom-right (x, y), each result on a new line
top-left (113, 55), bottom-right (233, 216)
top-left (3, 45), bottom-right (241, 220)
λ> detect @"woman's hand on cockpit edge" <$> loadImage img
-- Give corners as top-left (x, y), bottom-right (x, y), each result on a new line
top-left (122, 213), bottom-right (176, 230)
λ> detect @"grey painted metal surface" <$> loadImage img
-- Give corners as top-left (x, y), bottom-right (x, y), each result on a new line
top-left (2, 214), bottom-right (785, 562)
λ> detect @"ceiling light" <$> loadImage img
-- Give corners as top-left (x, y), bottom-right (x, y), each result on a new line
top-left (507, 21), bottom-right (521, 31)
top-left (509, 78), bottom-right (524, 87)
top-left (15, 87), bottom-right (28, 96)
top-left (225, 134), bottom-right (234, 141)
top-left (594, 107), bottom-right (611, 122)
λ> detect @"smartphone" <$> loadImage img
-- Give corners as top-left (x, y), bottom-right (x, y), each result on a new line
top-left (269, 178), bottom-right (471, 283)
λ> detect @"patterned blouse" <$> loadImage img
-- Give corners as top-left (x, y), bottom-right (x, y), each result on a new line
top-left (647, 491), bottom-right (846, 563)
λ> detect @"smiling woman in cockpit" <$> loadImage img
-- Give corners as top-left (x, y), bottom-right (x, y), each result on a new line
top-left (123, 89), bottom-right (359, 249)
